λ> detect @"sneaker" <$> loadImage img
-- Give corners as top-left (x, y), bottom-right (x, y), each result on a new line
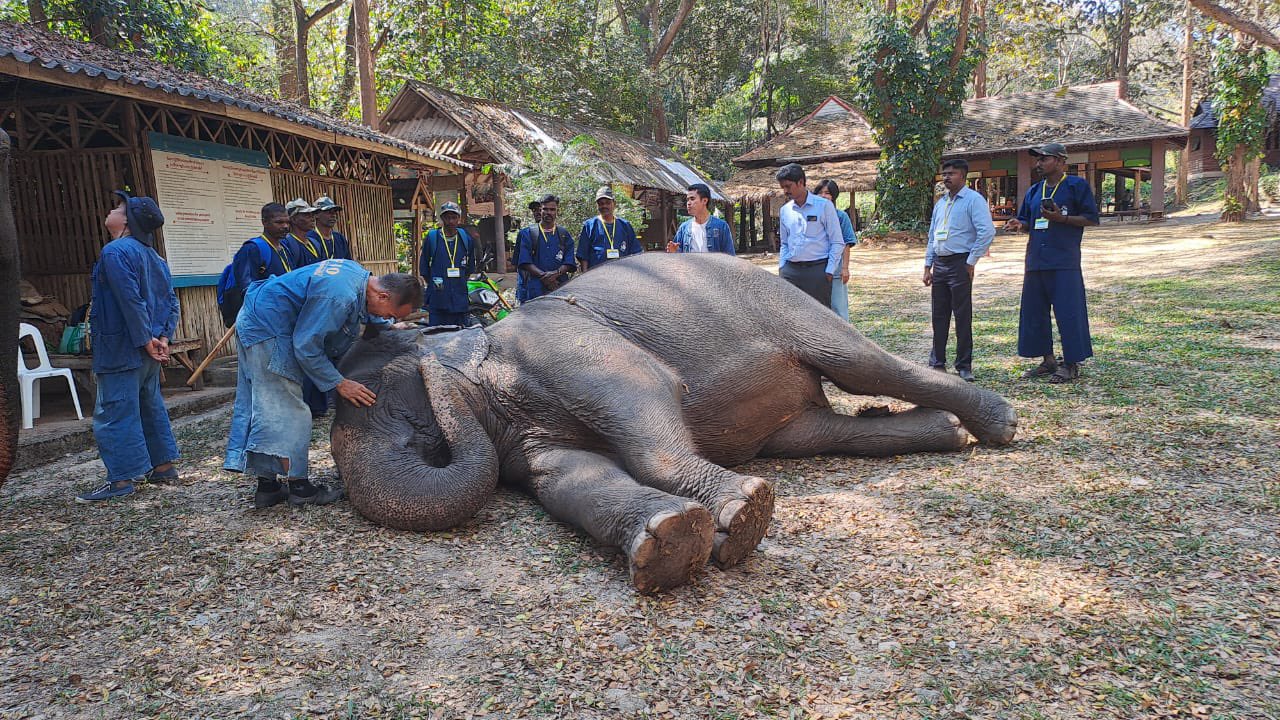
top-left (957, 368), bottom-right (975, 382)
top-left (287, 480), bottom-right (344, 507)
top-left (253, 477), bottom-right (288, 509)
top-left (145, 466), bottom-right (180, 484)
top-left (76, 480), bottom-right (136, 503)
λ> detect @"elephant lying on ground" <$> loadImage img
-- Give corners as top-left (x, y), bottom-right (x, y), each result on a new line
top-left (332, 253), bottom-right (1016, 592)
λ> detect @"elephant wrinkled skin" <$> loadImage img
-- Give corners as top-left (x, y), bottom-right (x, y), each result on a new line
top-left (332, 253), bottom-right (1016, 592)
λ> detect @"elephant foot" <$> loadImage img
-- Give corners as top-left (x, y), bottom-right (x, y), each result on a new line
top-left (904, 407), bottom-right (970, 451)
top-left (628, 501), bottom-right (714, 594)
top-left (967, 395), bottom-right (1018, 446)
top-left (711, 476), bottom-right (775, 569)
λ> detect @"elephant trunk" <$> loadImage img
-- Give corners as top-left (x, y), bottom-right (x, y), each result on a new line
top-left (0, 130), bottom-right (21, 486)
top-left (334, 353), bottom-right (499, 531)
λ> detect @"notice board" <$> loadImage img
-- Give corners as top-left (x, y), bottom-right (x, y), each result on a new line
top-left (149, 133), bottom-right (273, 286)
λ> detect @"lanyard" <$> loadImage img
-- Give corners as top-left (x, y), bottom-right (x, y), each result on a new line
top-left (941, 193), bottom-right (958, 228)
top-left (315, 231), bottom-right (333, 258)
top-left (262, 236), bottom-right (291, 272)
top-left (1041, 178), bottom-right (1064, 202)
top-left (292, 233), bottom-right (320, 260)
top-left (539, 225), bottom-right (558, 248)
top-left (442, 231), bottom-right (461, 267)
top-left (601, 219), bottom-right (617, 250)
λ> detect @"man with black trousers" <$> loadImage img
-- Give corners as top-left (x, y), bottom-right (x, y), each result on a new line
top-left (923, 158), bottom-right (994, 382)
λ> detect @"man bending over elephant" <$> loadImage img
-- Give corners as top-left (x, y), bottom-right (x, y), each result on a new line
top-left (226, 259), bottom-right (421, 509)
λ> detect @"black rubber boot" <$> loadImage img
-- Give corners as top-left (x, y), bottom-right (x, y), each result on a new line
top-left (287, 479), bottom-right (344, 507)
top-left (253, 476), bottom-right (288, 509)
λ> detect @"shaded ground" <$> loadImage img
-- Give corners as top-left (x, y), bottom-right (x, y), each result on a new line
top-left (2, 218), bottom-right (1278, 719)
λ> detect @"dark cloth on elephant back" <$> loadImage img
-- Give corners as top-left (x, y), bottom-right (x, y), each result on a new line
top-left (419, 228), bottom-right (474, 313)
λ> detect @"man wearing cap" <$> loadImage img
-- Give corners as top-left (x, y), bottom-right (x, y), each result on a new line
top-left (419, 201), bottom-right (476, 326)
top-left (577, 186), bottom-right (641, 271)
top-left (923, 158), bottom-right (995, 382)
top-left (76, 192), bottom-right (181, 503)
top-left (309, 196), bottom-right (352, 261)
top-left (774, 163), bottom-right (844, 308)
top-left (667, 183), bottom-right (736, 255)
top-left (515, 193), bottom-right (576, 303)
top-left (284, 198), bottom-right (326, 266)
top-left (227, 260), bottom-right (422, 508)
top-left (1005, 143), bottom-right (1099, 383)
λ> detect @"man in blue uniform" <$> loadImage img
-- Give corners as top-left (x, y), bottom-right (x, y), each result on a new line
top-left (924, 159), bottom-right (995, 382)
top-left (1005, 142), bottom-right (1099, 383)
top-left (227, 259), bottom-right (422, 508)
top-left (77, 192), bottom-right (180, 502)
top-left (775, 163), bottom-right (844, 308)
top-left (667, 183), bottom-right (736, 255)
top-left (577, 186), bottom-right (641, 271)
top-left (515, 193), bottom-right (576, 303)
top-left (309, 196), bottom-right (352, 260)
top-left (419, 201), bottom-right (475, 326)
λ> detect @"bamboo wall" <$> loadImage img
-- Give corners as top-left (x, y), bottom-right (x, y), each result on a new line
top-left (270, 170), bottom-right (395, 266)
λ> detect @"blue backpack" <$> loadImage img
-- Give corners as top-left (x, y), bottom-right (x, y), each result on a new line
top-left (216, 237), bottom-right (275, 328)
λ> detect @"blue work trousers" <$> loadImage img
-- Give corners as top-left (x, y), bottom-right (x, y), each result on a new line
top-left (831, 278), bottom-right (850, 322)
top-left (223, 340), bottom-right (313, 480)
top-left (93, 360), bottom-right (178, 482)
top-left (1018, 269), bottom-right (1094, 364)
top-left (429, 310), bottom-right (469, 327)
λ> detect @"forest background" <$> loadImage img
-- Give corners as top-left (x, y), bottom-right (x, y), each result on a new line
top-left (1, 0), bottom-right (1274, 227)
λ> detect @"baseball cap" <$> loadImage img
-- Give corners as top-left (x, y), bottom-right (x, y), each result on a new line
top-left (312, 196), bottom-right (343, 212)
top-left (285, 198), bottom-right (318, 216)
top-left (438, 201), bottom-right (462, 217)
top-left (1028, 143), bottom-right (1068, 159)
top-left (594, 186), bottom-right (615, 201)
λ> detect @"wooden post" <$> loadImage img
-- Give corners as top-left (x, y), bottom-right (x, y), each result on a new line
top-left (749, 200), bottom-right (757, 249)
top-left (491, 175), bottom-right (508, 272)
top-left (762, 197), bottom-right (774, 252)
top-left (1150, 139), bottom-right (1166, 219)
top-left (1177, 1), bottom-right (1193, 205)
top-left (1016, 152), bottom-right (1032, 216)
top-left (736, 201), bottom-right (747, 252)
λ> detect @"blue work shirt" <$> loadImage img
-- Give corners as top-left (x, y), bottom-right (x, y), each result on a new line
top-left (577, 216), bottom-right (641, 268)
top-left (515, 224), bottom-right (576, 302)
top-left (237, 259), bottom-right (372, 392)
top-left (778, 192), bottom-right (844, 276)
top-left (89, 234), bottom-right (180, 374)
top-left (419, 228), bottom-right (475, 313)
top-left (1016, 175), bottom-right (1099, 271)
top-left (924, 186), bottom-right (995, 268)
top-left (672, 216), bottom-right (736, 254)
top-left (307, 228), bottom-right (352, 261)
top-left (289, 232), bottom-right (329, 267)
top-left (231, 235), bottom-right (300, 297)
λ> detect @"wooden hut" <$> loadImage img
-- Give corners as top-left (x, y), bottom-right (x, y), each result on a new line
top-left (725, 83), bottom-right (1189, 229)
top-left (381, 81), bottom-right (722, 267)
top-left (0, 22), bottom-right (466, 361)
top-left (1187, 76), bottom-right (1280, 180)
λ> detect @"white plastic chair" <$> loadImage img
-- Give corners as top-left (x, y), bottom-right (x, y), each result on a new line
top-left (17, 322), bottom-right (83, 429)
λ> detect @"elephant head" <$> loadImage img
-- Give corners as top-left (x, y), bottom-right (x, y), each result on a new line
top-left (332, 330), bottom-right (499, 530)
top-left (0, 129), bottom-right (20, 486)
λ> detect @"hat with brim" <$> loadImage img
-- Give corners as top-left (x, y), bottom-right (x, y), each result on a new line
top-left (1028, 143), bottom-right (1068, 159)
top-left (112, 190), bottom-right (165, 247)
top-left (312, 196), bottom-right (342, 212)
top-left (439, 201), bottom-right (462, 217)
top-left (594, 186), bottom-right (615, 202)
top-left (285, 198), bottom-right (319, 217)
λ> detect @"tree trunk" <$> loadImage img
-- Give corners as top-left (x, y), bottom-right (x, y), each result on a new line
top-left (974, 0), bottom-right (987, 97)
top-left (294, 2), bottom-right (312, 107)
top-left (331, 5), bottom-right (357, 116)
top-left (1116, 0), bottom-right (1131, 99)
top-left (0, 130), bottom-right (20, 487)
top-left (1222, 144), bottom-right (1248, 221)
top-left (272, 0), bottom-right (300, 101)
top-left (1245, 156), bottom-right (1261, 212)
top-left (354, 0), bottom-right (378, 129)
top-left (1177, 2), bottom-right (1193, 205)
top-left (1189, 0), bottom-right (1280, 52)
top-left (26, 0), bottom-right (47, 28)
top-left (86, 9), bottom-right (113, 47)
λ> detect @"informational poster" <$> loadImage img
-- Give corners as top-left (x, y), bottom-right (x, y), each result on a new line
top-left (149, 133), bottom-right (273, 286)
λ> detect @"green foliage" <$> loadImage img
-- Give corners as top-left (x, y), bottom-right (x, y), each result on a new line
top-left (1260, 172), bottom-right (1280, 201)
top-left (851, 13), bottom-right (982, 232)
top-left (1212, 38), bottom-right (1270, 168)
top-left (507, 135), bottom-right (648, 237)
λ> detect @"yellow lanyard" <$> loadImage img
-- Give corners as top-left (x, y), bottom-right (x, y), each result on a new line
top-left (1041, 178), bottom-right (1063, 202)
top-left (539, 226), bottom-right (557, 247)
top-left (291, 233), bottom-right (320, 260)
top-left (264, 237), bottom-right (291, 272)
top-left (315, 231), bottom-right (333, 258)
top-left (601, 219), bottom-right (617, 250)
top-left (442, 231), bottom-right (461, 267)
top-left (941, 194), bottom-right (958, 228)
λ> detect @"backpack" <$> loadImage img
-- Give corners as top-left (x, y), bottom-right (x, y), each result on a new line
top-left (216, 237), bottom-right (275, 328)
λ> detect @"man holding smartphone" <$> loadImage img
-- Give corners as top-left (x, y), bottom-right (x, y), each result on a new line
top-left (1004, 143), bottom-right (1100, 383)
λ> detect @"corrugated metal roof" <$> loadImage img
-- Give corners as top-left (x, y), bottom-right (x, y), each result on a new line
top-left (0, 21), bottom-right (468, 170)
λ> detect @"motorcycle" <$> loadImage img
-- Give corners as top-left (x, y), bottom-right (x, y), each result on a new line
top-left (466, 268), bottom-right (512, 326)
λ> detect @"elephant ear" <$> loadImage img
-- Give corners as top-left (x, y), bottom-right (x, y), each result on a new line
top-left (429, 328), bottom-right (489, 385)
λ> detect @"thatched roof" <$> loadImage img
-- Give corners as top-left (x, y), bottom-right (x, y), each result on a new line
top-left (383, 81), bottom-right (722, 197)
top-left (720, 159), bottom-right (878, 203)
top-left (0, 22), bottom-right (466, 171)
top-left (733, 97), bottom-right (880, 165)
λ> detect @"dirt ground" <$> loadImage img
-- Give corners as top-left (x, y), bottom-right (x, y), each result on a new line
top-left (1, 215), bottom-right (1277, 720)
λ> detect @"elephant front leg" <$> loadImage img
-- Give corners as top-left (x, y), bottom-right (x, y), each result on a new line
top-left (529, 448), bottom-right (714, 593)
top-left (759, 406), bottom-right (970, 458)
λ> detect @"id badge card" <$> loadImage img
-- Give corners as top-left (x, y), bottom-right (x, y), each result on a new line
top-left (1033, 217), bottom-right (1049, 230)
top-left (447, 267), bottom-right (461, 278)
top-left (606, 248), bottom-right (620, 259)
top-left (933, 229), bottom-right (949, 242)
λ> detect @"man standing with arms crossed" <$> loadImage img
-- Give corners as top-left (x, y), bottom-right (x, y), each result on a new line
top-left (924, 159), bottom-right (995, 382)
top-left (515, 194), bottom-right (576, 302)
top-left (1004, 143), bottom-right (1099, 384)
top-left (774, 163), bottom-right (844, 307)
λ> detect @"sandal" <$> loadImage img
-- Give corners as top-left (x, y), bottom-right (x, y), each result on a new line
top-left (1048, 363), bottom-right (1079, 384)
top-left (1020, 360), bottom-right (1058, 379)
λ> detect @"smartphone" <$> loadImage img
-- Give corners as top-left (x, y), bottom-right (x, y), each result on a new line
top-left (1040, 198), bottom-right (1056, 211)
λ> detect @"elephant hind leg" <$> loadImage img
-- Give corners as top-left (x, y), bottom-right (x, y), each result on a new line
top-left (531, 448), bottom-right (713, 593)
top-left (759, 406), bottom-right (970, 458)
top-left (711, 476), bottom-right (775, 569)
